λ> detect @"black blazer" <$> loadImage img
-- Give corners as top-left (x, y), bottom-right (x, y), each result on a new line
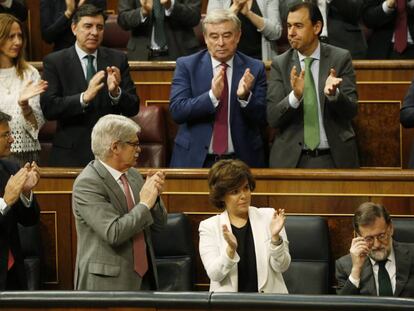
top-left (0, 160), bottom-right (40, 290)
top-left (40, 46), bottom-right (139, 167)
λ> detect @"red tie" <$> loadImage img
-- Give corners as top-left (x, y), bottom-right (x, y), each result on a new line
top-left (8, 248), bottom-right (14, 270)
top-left (120, 174), bottom-right (148, 277)
top-left (394, 0), bottom-right (408, 53)
top-left (213, 63), bottom-right (229, 155)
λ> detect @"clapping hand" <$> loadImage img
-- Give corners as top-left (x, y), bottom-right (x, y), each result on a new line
top-left (140, 0), bottom-right (153, 16)
top-left (22, 162), bottom-right (40, 197)
top-left (324, 68), bottom-right (342, 96)
top-left (290, 65), bottom-right (305, 100)
top-left (237, 68), bottom-right (254, 100)
top-left (139, 171), bottom-right (165, 208)
top-left (270, 208), bottom-right (286, 243)
top-left (211, 65), bottom-right (227, 99)
top-left (106, 66), bottom-right (121, 97)
top-left (222, 224), bottom-right (237, 259)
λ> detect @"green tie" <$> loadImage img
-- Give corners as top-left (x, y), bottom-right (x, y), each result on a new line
top-left (85, 55), bottom-right (96, 83)
top-left (303, 57), bottom-right (320, 150)
top-left (378, 260), bottom-right (393, 296)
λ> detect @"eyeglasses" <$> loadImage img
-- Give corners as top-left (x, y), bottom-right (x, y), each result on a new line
top-left (123, 141), bottom-right (140, 148)
top-left (361, 231), bottom-right (389, 245)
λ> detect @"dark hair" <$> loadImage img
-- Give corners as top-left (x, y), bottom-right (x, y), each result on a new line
top-left (72, 4), bottom-right (107, 24)
top-left (353, 202), bottom-right (392, 234)
top-left (288, 0), bottom-right (324, 36)
top-left (0, 111), bottom-right (12, 124)
top-left (208, 159), bottom-right (256, 209)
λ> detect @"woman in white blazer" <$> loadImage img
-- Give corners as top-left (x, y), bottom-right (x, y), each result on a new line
top-left (207, 0), bottom-right (282, 61)
top-left (199, 159), bottom-right (290, 293)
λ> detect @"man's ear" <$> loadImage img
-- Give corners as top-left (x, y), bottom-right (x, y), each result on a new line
top-left (314, 20), bottom-right (322, 36)
top-left (71, 23), bottom-right (77, 36)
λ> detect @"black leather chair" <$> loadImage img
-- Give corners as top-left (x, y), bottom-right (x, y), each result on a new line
top-left (151, 213), bottom-right (195, 291)
top-left (282, 216), bottom-right (331, 294)
top-left (18, 222), bottom-right (42, 290)
top-left (393, 218), bottom-right (414, 243)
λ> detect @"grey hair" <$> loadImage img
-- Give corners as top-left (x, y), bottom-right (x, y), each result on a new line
top-left (202, 9), bottom-right (241, 34)
top-left (91, 114), bottom-right (140, 161)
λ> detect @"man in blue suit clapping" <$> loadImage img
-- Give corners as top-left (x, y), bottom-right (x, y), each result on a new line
top-left (169, 8), bottom-right (267, 168)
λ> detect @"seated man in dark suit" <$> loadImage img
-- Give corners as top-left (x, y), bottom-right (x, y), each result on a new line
top-left (0, 0), bottom-right (27, 22)
top-left (0, 111), bottom-right (40, 290)
top-left (336, 202), bottom-right (414, 297)
top-left (169, 9), bottom-right (267, 168)
top-left (41, 4), bottom-right (139, 167)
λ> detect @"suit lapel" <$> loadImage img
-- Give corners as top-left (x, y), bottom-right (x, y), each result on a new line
top-left (231, 53), bottom-right (245, 124)
top-left (360, 259), bottom-right (377, 295)
top-left (200, 51), bottom-right (214, 92)
top-left (125, 168), bottom-right (142, 206)
top-left (318, 44), bottom-right (330, 116)
top-left (394, 241), bottom-right (410, 296)
top-left (97, 47), bottom-right (110, 72)
top-left (92, 160), bottom-right (128, 214)
top-left (68, 46), bottom-right (88, 90)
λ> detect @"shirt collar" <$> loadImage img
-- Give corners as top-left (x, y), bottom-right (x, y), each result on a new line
top-left (211, 55), bottom-right (234, 69)
top-left (298, 42), bottom-right (321, 63)
top-left (75, 42), bottom-right (98, 61)
top-left (99, 160), bottom-right (124, 182)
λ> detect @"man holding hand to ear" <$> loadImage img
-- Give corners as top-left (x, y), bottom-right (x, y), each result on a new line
top-left (41, 4), bottom-right (139, 167)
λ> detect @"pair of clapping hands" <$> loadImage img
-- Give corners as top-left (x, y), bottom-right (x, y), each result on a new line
top-left (139, 170), bottom-right (165, 209)
top-left (223, 208), bottom-right (286, 259)
top-left (4, 162), bottom-right (39, 206)
top-left (84, 67), bottom-right (122, 103)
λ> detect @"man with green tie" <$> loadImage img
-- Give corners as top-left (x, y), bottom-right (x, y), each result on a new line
top-left (336, 202), bottom-right (414, 297)
top-left (266, 1), bottom-right (359, 168)
top-left (41, 4), bottom-right (139, 167)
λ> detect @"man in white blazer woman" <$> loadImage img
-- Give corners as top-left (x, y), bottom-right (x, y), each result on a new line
top-left (199, 159), bottom-right (290, 292)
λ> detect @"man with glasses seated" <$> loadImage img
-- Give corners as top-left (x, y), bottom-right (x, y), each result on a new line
top-left (72, 114), bottom-right (167, 290)
top-left (335, 202), bottom-right (414, 297)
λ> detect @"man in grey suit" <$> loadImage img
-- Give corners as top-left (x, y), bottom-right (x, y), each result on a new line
top-left (267, 1), bottom-right (359, 168)
top-left (336, 202), bottom-right (414, 297)
top-left (117, 0), bottom-right (201, 60)
top-left (72, 114), bottom-right (167, 290)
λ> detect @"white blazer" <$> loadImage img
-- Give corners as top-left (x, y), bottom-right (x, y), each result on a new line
top-left (199, 207), bottom-right (290, 293)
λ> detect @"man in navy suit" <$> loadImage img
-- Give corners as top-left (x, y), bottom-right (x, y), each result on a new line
top-left (169, 8), bottom-right (267, 168)
top-left (0, 111), bottom-right (40, 290)
top-left (41, 4), bottom-right (139, 167)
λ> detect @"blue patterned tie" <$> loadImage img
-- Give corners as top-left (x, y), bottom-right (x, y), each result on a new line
top-left (153, 0), bottom-right (167, 49)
